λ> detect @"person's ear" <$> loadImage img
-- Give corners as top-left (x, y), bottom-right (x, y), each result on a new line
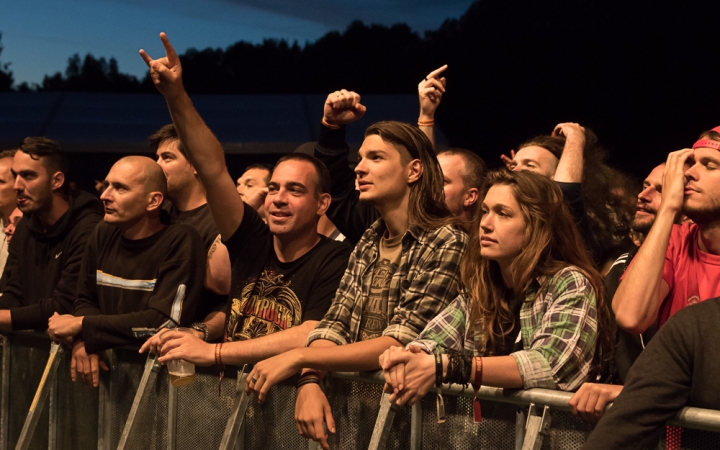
top-left (146, 192), bottom-right (164, 212)
top-left (316, 193), bottom-right (331, 216)
top-left (50, 171), bottom-right (65, 191)
top-left (463, 188), bottom-right (479, 207)
top-left (407, 159), bottom-right (423, 184)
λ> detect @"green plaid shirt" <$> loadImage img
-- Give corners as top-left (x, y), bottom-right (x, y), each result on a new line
top-left (411, 266), bottom-right (599, 391)
top-left (307, 219), bottom-right (467, 347)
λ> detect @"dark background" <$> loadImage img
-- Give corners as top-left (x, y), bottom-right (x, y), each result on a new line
top-left (2, 0), bottom-right (720, 181)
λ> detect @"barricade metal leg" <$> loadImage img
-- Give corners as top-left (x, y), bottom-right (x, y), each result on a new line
top-left (116, 353), bottom-right (162, 450)
top-left (219, 367), bottom-right (249, 450)
top-left (515, 409), bottom-right (526, 450)
top-left (521, 403), bottom-right (551, 450)
top-left (233, 405), bottom-right (246, 450)
top-left (47, 366), bottom-right (58, 450)
top-left (167, 385), bottom-right (178, 450)
top-left (97, 350), bottom-right (114, 450)
top-left (14, 342), bottom-right (64, 450)
top-left (0, 336), bottom-right (10, 450)
top-left (410, 400), bottom-right (422, 450)
top-left (367, 392), bottom-right (399, 450)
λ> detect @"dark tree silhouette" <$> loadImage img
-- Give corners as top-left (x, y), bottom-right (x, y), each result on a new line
top-left (41, 54), bottom-right (144, 92)
top-left (13, 0), bottom-right (720, 177)
top-left (0, 33), bottom-right (14, 91)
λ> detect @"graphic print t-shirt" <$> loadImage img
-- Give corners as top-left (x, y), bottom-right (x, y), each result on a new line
top-left (358, 232), bottom-right (403, 341)
top-left (223, 203), bottom-right (351, 342)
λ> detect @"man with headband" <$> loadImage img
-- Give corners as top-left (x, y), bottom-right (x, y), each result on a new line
top-left (613, 126), bottom-right (720, 335)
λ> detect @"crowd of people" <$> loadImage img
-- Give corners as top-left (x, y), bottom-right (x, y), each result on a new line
top-left (0, 32), bottom-right (717, 449)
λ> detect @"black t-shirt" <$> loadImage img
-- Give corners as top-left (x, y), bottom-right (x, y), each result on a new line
top-left (164, 201), bottom-right (227, 319)
top-left (164, 202), bottom-right (219, 250)
top-left (222, 203), bottom-right (352, 342)
top-left (74, 221), bottom-right (206, 353)
top-left (605, 249), bottom-right (657, 383)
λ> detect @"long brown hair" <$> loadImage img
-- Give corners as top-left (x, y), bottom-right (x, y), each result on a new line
top-left (463, 170), bottom-right (612, 360)
top-left (518, 128), bottom-right (637, 266)
top-left (365, 121), bottom-right (457, 231)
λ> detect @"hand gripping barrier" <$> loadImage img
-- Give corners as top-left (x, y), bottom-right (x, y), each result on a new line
top-left (2, 335), bottom-right (720, 450)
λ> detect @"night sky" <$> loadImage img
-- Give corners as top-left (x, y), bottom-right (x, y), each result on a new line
top-left (2, 0), bottom-right (475, 85)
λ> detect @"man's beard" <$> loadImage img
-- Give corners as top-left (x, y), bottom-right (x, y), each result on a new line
top-left (684, 204), bottom-right (720, 225)
top-left (631, 215), bottom-right (655, 235)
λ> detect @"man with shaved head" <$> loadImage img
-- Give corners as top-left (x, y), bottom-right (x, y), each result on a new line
top-left (48, 156), bottom-right (206, 387)
top-left (0, 137), bottom-right (103, 331)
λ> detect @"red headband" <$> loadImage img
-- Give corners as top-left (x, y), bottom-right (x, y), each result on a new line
top-left (692, 126), bottom-right (720, 150)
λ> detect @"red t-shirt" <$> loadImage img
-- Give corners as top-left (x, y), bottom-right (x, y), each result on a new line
top-left (659, 222), bottom-right (720, 326)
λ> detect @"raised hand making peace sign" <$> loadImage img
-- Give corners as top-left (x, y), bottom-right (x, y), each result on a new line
top-left (139, 32), bottom-right (184, 97)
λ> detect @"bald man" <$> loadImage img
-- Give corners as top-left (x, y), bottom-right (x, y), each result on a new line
top-left (48, 156), bottom-right (206, 387)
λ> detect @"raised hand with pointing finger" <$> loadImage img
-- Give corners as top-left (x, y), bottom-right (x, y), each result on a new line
top-left (139, 32), bottom-right (184, 98)
top-left (418, 64), bottom-right (447, 123)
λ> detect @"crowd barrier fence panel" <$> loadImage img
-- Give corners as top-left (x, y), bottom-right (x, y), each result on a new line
top-left (1, 332), bottom-right (720, 450)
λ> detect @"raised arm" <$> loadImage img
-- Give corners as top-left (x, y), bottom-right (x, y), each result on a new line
top-left (417, 65), bottom-right (447, 148)
top-left (140, 33), bottom-right (245, 240)
top-left (552, 122), bottom-right (586, 183)
top-left (613, 149), bottom-right (692, 333)
top-left (315, 90), bottom-right (378, 243)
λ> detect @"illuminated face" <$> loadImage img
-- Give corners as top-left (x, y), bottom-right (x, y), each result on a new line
top-left (632, 164), bottom-right (665, 234)
top-left (683, 148), bottom-right (720, 224)
top-left (3, 208), bottom-right (22, 243)
top-left (155, 140), bottom-right (196, 201)
top-left (264, 160), bottom-right (323, 238)
top-left (438, 153), bottom-right (467, 217)
top-left (511, 146), bottom-right (559, 178)
top-left (479, 184), bottom-right (526, 266)
top-left (0, 157), bottom-right (16, 213)
top-left (100, 160), bottom-right (156, 229)
top-left (12, 152), bottom-right (54, 215)
top-left (236, 168), bottom-right (270, 216)
top-left (354, 135), bottom-right (413, 207)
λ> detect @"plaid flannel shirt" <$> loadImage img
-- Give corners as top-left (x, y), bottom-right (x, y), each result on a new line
top-left (307, 218), bottom-right (467, 347)
top-left (411, 266), bottom-right (599, 391)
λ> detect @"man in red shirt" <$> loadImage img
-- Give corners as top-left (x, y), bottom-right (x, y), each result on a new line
top-left (613, 126), bottom-right (720, 334)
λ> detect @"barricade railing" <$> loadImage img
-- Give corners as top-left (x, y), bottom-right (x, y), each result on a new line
top-left (1, 332), bottom-right (719, 450)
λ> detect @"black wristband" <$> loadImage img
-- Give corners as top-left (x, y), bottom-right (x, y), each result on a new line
top-left (435, 351), bottom-right (443, 388)
top-left (296, 377), bottom-right (320, 390)
top-left (444, 349), bottom-right (473, 385)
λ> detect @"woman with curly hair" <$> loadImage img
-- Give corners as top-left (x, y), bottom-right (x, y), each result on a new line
top-left (378, 169), bottom-right (613, 407)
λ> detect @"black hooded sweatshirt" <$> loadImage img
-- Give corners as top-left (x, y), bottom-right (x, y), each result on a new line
top-left (0, 190), bottom-right (103, 330)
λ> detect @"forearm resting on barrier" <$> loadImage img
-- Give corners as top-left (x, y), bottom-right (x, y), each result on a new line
top-left (156, 319), bottom-right (319, 366)
top-left (246, 336), bottom-right (403, 402)
top-left (295, 336), bottom-right (403, 373)
top-left (381, 347), bottom-right (522, 406)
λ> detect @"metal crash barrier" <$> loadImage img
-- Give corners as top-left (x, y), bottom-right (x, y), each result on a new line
top-left (1, 332), bottom-right (719, 450)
